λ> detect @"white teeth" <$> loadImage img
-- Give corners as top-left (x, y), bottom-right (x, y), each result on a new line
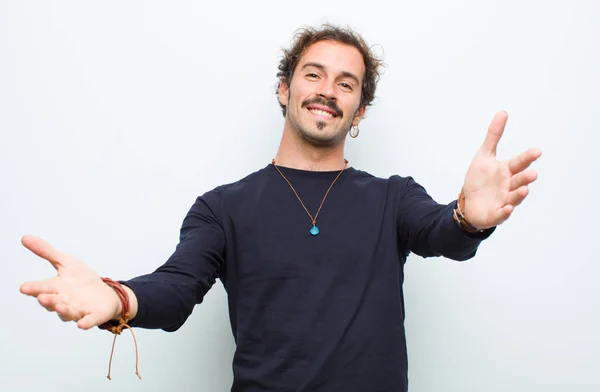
top-left (309, 108), bottom-right (334, 118)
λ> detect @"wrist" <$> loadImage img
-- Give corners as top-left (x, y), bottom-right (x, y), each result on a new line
top-left (121, 285), bottom-right (137, 321)
top-left (453, 189), bottom-right (484, 233)
top-left (112, 290), bottom-right (123, 321)
top-left (100, 277), bottom-right (131, 324)
top-left (101, 279), bottom-right (123, 320)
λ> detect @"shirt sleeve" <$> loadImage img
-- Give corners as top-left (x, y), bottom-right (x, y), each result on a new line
top-left (120, 188), bottom-right (226, 332)
top-left (396, 176), bottom-right (495, 261)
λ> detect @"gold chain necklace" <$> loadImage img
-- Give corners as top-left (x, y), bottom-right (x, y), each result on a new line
top-left (272, 159), bottom-right (348, 236)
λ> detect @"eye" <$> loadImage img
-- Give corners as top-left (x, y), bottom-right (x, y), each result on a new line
top-left (339, 82), bottom-right (353, 91)
top-left (306, 73), bottom-right (319, 79)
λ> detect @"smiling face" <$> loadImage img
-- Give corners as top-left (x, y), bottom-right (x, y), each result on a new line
top-left (278, 40), bottom-right (366, 148)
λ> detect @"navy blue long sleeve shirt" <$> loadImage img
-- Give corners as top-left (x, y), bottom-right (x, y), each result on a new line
top-left (122, 164), bottom-right (493, 391)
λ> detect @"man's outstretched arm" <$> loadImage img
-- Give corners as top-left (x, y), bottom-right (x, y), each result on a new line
top-left (397, 111), bottom-right (542, 259)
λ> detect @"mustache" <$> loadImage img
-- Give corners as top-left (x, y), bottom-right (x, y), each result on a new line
top-left (301, 97), bottom-right (343, 118)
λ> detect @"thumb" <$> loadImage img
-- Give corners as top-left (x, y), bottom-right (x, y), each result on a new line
top-left (77, 313), bottom-right (100, 330)
top-left (21, 235), bottom-right (69, 270)
top-left (481, 111), bottom-right (508, 156)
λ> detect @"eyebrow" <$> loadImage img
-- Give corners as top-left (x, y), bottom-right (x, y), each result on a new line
top-left (300, 62), bottom-right (361, 85)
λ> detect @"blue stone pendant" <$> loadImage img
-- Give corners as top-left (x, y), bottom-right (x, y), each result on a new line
top-left (309, 225), bottom-right (320, 236)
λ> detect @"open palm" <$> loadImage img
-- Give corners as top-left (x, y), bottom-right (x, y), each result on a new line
top-left (461, 112), bottom-right (542, 229)
top-left (20, 235), bottom-right (121, 329)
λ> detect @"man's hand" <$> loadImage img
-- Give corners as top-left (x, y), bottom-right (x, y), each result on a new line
top-left (461, 111), bottom-right (542, 229)
top-left (19, 235), bottom-right (136, 329)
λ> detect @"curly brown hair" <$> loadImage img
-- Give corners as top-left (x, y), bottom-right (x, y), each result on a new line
top-left (276, 24), bottom-right (384, 117)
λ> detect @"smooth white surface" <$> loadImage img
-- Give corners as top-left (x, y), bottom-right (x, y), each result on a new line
top-left (1, 1), bottom-right (598, 391)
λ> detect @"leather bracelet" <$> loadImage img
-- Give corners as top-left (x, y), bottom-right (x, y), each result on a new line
top-left (98, 277), bottom-right (141, 380)
top-left (453, 189), bottom-right (484, 233)
top-left (99, 278), bottom-right (130, 334)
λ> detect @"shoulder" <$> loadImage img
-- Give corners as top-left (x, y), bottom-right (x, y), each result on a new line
top-left (185, 166), bottom-right (270, 224)
top-left (216, 165), bottom-right (271, 197)
top-left (198, 165), bottom-right (271, 204)
top-left (348, 167), bottom-right (418, 193)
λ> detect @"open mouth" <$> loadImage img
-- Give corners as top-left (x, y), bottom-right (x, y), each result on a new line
top-left (306, 105), bottom-right (339, 120)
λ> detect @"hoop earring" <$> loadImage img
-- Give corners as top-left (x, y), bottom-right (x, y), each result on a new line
top-left (349, 125), bottom-right (360, 138)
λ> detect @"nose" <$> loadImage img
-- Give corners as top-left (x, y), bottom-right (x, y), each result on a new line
top-left (316, 80), bottom-right (337, 101)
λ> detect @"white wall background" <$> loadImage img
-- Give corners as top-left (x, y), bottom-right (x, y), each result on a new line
top-left (1, 0), bottom-right (598, 391)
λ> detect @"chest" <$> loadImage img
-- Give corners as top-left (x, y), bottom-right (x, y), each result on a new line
top-left (224, 181), bottom-right (399, 287)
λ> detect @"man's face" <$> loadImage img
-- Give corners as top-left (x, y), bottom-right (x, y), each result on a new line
top-left (279, 40), bottom-right (366, 147)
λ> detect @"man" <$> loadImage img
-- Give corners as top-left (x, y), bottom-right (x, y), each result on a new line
top-left (20, 24), bottom-right (541, 391)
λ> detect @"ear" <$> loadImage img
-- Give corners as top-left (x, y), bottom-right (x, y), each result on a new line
top-left (351, 106), bottom-right (366, 127)
top-left (278, 80), bottom-right (290, 106)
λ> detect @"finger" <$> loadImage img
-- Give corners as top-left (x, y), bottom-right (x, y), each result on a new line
top-left (21, 235), bottom-right (66, 270)
top-left (481, 111), bottom-right (508, 156)
top-left (509, 169), bottom-right (538, 191)
top-left (20, 277), bottom-right (59, 297)
top-left (77, 314), bottom-right (99, 330)
top-left (37, 293), bottom-right (62, 311)
top-left (508, 148), bottom-right (542, 174)
top-left (493, 204), bottom-right (514, 224)
top-left (56, 303), bottom-right (83, 322)
top-left (505, 186), bottom-right (529, 207)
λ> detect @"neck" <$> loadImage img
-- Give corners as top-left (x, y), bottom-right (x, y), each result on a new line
top-left (274, 127), bottom-right (348, 172)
